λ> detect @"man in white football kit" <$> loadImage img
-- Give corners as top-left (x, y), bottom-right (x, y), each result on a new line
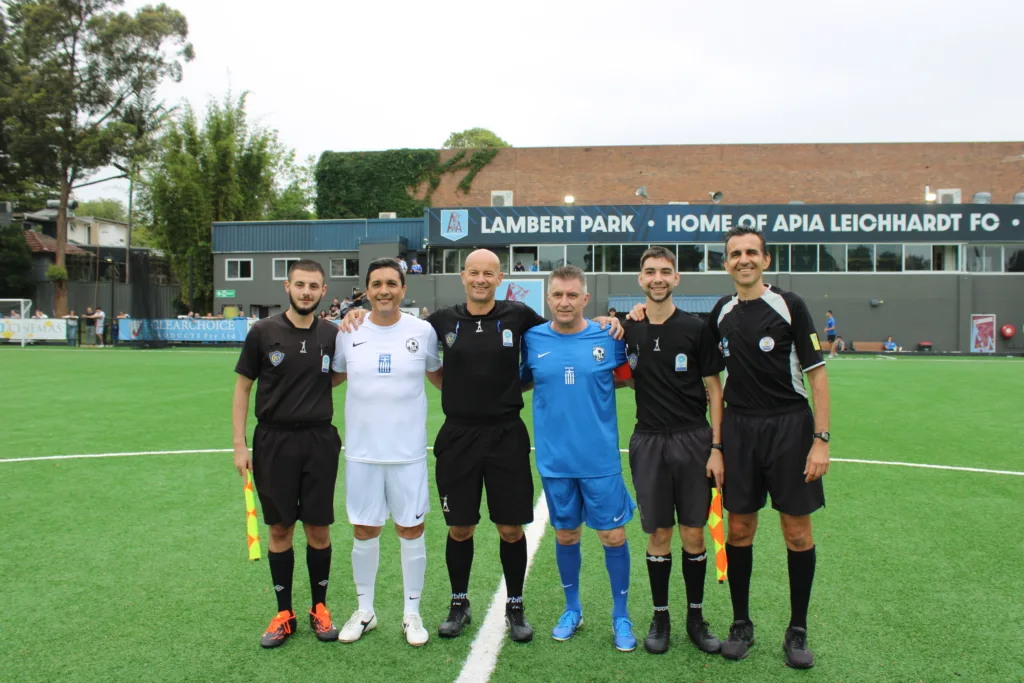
top-left (332, 258), bottom-right (443, 647)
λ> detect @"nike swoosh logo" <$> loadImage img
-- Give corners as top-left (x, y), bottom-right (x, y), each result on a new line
top-left (561, 584), bottom-right (573, 588)
top-left (409, 595), bottom-right (420, 600)
top-left (538, 352), bottom-right (552, 357)
top-left (613, 512), bottom-right (625, 522)
top-left (620, 589), bottom-right (629, 595)
top-left (415, 512), bottom-right (424, 520)
top-left (353, 341), bottom-right (367, 347)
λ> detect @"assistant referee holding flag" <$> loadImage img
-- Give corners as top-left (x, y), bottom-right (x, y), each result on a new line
top-left (709, 225), bottom-right (830, 669)
top-left (233, 259), bottom-right (342, 648)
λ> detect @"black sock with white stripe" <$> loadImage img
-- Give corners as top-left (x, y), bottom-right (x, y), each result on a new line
top-left (682, 548), bottom-right (708, 620)
top-left (646, 553), bottom-right (672, 613)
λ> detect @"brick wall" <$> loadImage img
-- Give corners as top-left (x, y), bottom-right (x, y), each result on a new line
top-left (425, 142), bottom-right (1024, 207)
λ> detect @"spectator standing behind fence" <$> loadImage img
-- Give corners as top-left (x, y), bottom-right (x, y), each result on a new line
top-left (94, 307), bottom-right (106, 347)
top-left (410, 259), bottom-right (423, 274)
top-left (64, 310), bottom-right (78, 346)
top-left (84, 307), bottom-right (96, 345)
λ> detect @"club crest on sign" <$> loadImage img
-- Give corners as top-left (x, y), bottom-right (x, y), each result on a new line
top-left (406, 338), bottom-right (419, 353)
top-left (269, 350), bottom-right (285, 366)
top-left (445, 332), bottom-right (457, 348)
top-left (592, 346), bottom-right (605, 362)
top-left (502, 329), bottom-right (513, 347)
top-left (759, 336), bottom-right (775, 352)
top-left (628, 353), bottom-right (639, 370)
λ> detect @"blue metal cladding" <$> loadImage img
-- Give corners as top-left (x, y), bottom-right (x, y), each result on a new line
top-left (212, 218), bottom-right (427, 253)
top-left (608, 295), bottom-right (721, 314)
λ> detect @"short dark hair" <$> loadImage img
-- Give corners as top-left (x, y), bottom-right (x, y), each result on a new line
top-left (640, 245), bottom-right (676, 271)
top-left (724, 224), bottom-right (767, 255)
top-left (288, 259), bottom-right (325, 280)
top-left (827, 310), bottom-right (833, 315)
top-left (365, 257), bottom-right (405, 288)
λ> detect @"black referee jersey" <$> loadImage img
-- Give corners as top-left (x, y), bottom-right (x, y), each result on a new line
top-left (708, 285), bottom-right (825, 413)
top-left (427, 300), bottom-right (545, 422)
top-left (623, 309), bottom-right (725, 431)
top-left (234, 313), bottom-right (338, 424)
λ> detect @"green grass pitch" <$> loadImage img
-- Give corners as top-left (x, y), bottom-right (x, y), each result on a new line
top-left (1, 348), bottom-right (1022, 682)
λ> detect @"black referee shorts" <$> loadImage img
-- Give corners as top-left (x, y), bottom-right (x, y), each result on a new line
top-left (628, 427), bottom-right (713, 534)
top-left (434, 417), bottom-right (534, 527)
top-left (721, 407), bottom-right (824, 516)
top-left (252, 422), bottom-right (341, 527)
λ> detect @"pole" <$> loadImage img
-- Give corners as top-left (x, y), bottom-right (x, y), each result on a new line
top-left (125, 165), bottom-right (134, 284)
top-left (188, 252), bottom-right (195, 313)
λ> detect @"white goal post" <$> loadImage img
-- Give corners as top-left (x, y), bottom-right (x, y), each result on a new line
top-left (0, 299), bottom-right (34, 347)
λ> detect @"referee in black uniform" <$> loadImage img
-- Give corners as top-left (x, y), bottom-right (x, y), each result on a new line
top-left (233, 259), bottom-right (342, 648)
top-left (342, 248), bottom-right (622, 644)
top-left (709, 226), bottom-right (830, 669)
top-left (622, 246), bottom-right (725, 656)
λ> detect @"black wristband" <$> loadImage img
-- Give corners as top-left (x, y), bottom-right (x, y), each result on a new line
top-left (710, 443), bottom-right (723, 451)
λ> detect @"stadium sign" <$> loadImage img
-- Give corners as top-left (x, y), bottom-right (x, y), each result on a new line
top-left (0, 318), bottom-right (67, 341)
top-left (120, 318), bottom-right (249, 342)
top-left (427, 204), bottom-right (1024, 245)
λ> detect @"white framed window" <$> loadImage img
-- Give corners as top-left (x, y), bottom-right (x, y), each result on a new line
top-left (225, 258), bottom-right (253, 281)
top-left (329, 257), bottom-right (359, 278)
top-left (272, 258), bottom-right (300, 280)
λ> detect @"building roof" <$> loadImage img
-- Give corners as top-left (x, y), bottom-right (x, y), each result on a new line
top-left (23, 229), bottom-right (90, 255)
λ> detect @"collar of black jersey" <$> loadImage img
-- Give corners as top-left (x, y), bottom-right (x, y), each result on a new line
top-left (279, 311), bottom-right (321, 330)
top-left (737, 283), bottom-right (773, 303)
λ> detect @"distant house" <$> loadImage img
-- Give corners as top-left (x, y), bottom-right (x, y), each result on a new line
top-left (22, 226), bottom-right (94, 281)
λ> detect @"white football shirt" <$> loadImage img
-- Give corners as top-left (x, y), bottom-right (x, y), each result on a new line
top-left (332, 313), bottom-right (441, 463)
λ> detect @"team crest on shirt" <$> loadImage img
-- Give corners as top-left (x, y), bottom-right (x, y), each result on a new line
top-left (759, 336), bottom-right (775, 352)
top-left (445, 332), bottom-right (457, 347)
top-left (675, 353), bottom-right (688, 372)
top-left (502, 329), bottom-right (513, 347)
top-left (406, 338), bottom-right (419, 353)
top-left (269, 350), bottom-right (285, 366)
top-left (721, 337), bottom-right (730, 357)
top-left (592, 346), bottom-right (605, 362)
top-left (628, 353), bottom-right (638, 370)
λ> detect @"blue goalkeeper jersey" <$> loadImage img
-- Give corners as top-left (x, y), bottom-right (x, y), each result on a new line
top-left (521, 321), bottom-right (628, 478)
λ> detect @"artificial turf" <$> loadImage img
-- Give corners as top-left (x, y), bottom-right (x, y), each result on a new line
top-left (1, 347), bottom-right (1022, 682)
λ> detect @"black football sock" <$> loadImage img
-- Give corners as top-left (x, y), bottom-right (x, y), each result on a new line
top-left (682, 548), bottom-right (708, 620)
top-left (787, 546), bottom-right (816, 630)
top-left (268, 547), bottom-right (294, 614)
top-left (725, 543), bottom-right (753, 623)
top-left (646, 553), bottom-right (672, 612)
top-left (500, 537), bottom-right (527, 611)
top-left (307, 544), bottom-right (332, 608)
top-left (446, 534), bottom-right (474, 605)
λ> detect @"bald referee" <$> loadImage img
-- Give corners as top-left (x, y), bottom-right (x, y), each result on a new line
top-left (342, 248), bottom-right (622, 643)
top-left (233, 259), bottom-right (342, 648)
top-left (709, 226), bottom-right (830, 669)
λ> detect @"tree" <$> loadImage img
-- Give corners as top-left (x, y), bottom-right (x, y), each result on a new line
top-left (267, 154), bottom-right (316, 221)
top-left (142, 92), bottom-right (293, 309)
top-left (0, 222), bottom-right (34, 298)
top-left (76, 197), bottom-right (127, 222)
top-left (443, 127), bottom-right (510, 149)
top-left (2, 0), bottom-right (193, 315)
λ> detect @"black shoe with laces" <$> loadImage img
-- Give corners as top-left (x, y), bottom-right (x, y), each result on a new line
top-left (686, 615), bottom-right (722, 654)
top-left (438, 599), bottom-right (472, 638)
top-left (783, 626), bottom-right (815, 669)
top-left (643, 611), bottom-right (671, 654)
top-left (505, 607), bottom-right (534, 643)
top-left (721, 619), bottom-right (755, 660)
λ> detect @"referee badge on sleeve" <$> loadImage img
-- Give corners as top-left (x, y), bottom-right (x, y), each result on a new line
top-left (321, 355), bottom-right (330, 373)
top-left (759, 336), bottom-right (776, 352)
top-left (674, 353), bottom-right (688, 372)
top-left (628, 353), bottom-right (638, 370)
top-left (502, 329), bottom-right (513, 347)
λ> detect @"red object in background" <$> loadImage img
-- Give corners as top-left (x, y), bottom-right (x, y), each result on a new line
top-left (1000, 324), bottom-right (1015, 339)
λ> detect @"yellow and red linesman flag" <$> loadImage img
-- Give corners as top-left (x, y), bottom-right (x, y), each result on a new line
top-left (708, 487), bottom-right (728, 583)
top-left (244, 470), bottom-right (262, 561)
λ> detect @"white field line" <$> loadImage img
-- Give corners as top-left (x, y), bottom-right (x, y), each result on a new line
top-left (2, 447), bottom-right (1022, 477)
top-left (455, 493), bottom-right (549, 683)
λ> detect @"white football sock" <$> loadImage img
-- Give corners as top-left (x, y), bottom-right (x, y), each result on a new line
top-left (400, 535), bottom-right (427, 616)
top-left (351, 537), bottom-right (380, 614)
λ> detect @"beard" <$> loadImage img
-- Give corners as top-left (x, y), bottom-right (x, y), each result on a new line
top-left (289, 291), bottom-right (321, 316)
top-left (645, 285), bottom-right (674, 303)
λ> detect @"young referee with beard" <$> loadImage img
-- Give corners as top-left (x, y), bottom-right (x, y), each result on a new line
top-left (710, 226), bottom-right (830, 669)
top-left (622, 246), bottom-right (725, 656)
top-left (233, 259), bottom-right (343, 648)
top-left (341, 248), bottom-right (622, 644)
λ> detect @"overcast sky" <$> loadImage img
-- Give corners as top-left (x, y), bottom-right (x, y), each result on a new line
top-left (78, 0), bottom-right (1024, 201)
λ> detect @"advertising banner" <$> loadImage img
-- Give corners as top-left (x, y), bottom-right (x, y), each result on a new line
top-left (120, 318), bottom-right (249, 342)
top-left (429, 204), bottom-right (1024, 246)
top-left (970, 314), bottom-right (997, 354)
top-left (0, 318), bottom-right (68, 341)
top-left (496, 279), bottom-right (545, 317)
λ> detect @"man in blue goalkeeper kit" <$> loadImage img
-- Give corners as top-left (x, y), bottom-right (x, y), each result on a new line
top-left (520, 265), bottom-right (637, 652)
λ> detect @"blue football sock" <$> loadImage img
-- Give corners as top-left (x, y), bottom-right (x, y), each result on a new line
top-left (604, 541), bottom-right (631, 619)
top-left (555, 541), bottom-right (583, 613)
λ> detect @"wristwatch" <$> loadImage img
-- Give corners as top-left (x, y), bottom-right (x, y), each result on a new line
top-left (813, 432), bottom-right (830, 443)
top-left (710, 443), bottom-right (723, 451)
